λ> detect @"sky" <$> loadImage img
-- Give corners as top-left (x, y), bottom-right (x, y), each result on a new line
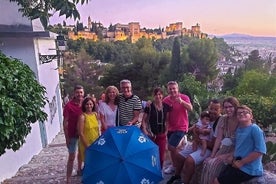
top-left (50, 0), bottom-right (276, 37)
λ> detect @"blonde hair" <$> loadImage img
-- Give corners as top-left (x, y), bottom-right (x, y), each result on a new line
top-left (105, 86), bottom-right (119, 104)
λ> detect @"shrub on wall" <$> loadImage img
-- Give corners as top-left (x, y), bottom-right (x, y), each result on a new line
top-left (0, 52), bottom-right (47, 156)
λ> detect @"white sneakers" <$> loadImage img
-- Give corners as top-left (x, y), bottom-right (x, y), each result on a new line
top-left (163, 165), bottom-right (175, 174)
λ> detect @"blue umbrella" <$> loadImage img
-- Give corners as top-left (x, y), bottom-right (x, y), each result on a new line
top-left (82, 126), bottom-right (163, 184)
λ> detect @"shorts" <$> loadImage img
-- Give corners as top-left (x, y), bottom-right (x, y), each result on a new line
top-left (167, 131), bottom-right (186, 147)
top-left (179, 143), bottom-right (211, 165)
top-left (217, 165), bottom-right (257, 184)
top-left (67, 137), bottom-right (78, 153)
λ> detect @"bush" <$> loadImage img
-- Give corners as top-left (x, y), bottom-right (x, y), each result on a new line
top-left (238, 94), bottom-right (276, 128)
top-left (0, 52), bottom-right (47, 155)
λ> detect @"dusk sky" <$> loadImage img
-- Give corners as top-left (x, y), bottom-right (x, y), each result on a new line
top-left (50, 0), bottom-right (276, 37)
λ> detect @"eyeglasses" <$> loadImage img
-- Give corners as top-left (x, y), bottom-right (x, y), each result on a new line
top-left (121, 86), bottom-right (131, 89)
top-left (224, 105), bottom-right (234, 109)
top-left (237, 111), bottom-right (251, 116)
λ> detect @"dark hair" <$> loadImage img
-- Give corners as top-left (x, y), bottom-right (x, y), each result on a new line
top-left (223, 97), bottom-right (239, 108)
top-left (81, 97), bottom-right (96, 112)
top-left (74, 85), bottom-right (84, 91)
top-left (200, 111), bottom-right (210, 119)
top-left (210, 99), bottom-right (220, 104)
top-left (153, 87), bottom-right (164, 96)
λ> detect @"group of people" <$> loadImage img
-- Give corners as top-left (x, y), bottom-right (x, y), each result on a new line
top-left (166, 97), bottom-right (266, 184)
top-left (63, 80), bottom-right (266, 184)
top-left (63, 80), bottom-right (142, 183)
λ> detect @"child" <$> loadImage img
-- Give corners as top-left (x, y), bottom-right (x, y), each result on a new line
top-left (214, 105), bottom-right (266, 184)
top-left (189, 111), bottom-right (212, 156)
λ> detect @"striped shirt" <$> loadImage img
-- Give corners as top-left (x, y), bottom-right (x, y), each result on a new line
top-left (118, 94), bottom-right (142, 126)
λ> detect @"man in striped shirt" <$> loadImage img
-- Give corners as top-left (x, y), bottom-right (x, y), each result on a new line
top-left (118, 79), bottom-right (142, 126)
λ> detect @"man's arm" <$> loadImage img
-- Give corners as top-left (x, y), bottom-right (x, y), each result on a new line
top-left (127, 110), bottom-right (140, 125)
top-left (180, 99), bottom-right (193, 111)
top-left (63, 116), bottom-right (69, 147)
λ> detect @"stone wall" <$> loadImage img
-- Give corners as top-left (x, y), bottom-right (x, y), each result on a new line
top-left (190, 165), bottom-right (276, 184)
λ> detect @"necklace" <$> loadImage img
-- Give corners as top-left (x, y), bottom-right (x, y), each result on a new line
top-left (154, 103), bottom-right (164, 125)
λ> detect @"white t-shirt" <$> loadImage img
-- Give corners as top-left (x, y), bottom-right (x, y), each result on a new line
top-left (98, 102), bottom-right (118, 127)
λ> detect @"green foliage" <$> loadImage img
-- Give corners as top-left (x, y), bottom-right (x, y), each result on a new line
top-left (187, 39), bottom-right (219, 83)
top-left (245, 50), bottom-right (265, 71)
top-left (221, 67), bottom-right (243, 94)
top-left (168, 37), bottom-right (182, 81)
top-left (63, 49), bottom-right (105, 96)
top-left (99, 38), bottom-right (170, 99)
top-left (10, 0), bottom-right (89, 28)
top-left (237, 94), bottom-right (276, 127)
top-left (47, 24), bottom-right (69, 35)
top-left (262, 141), bottom-right (276, 164)
top-left (0, 52), bottom-right (47, 155)
top-left (178, 74), bottom-right (210, 123)
top-left (212, 37), bottom-right (232, 61)
top-left (234, 70), bottom-right (276, 98)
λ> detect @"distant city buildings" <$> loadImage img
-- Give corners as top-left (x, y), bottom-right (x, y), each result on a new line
top-left (65, 16), bottom-right (208, 43)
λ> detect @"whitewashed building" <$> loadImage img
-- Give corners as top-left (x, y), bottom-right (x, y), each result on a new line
top-left (0, 1), bottom-right (63, 182)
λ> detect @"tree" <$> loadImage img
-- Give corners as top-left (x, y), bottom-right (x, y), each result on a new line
top-left (234, 70), bottom-right (276, 97)
top-left (187, 39), bottom-right (219, 84)
top-left (168, 37), bottom-right (182, 81)
top-left (10, 0), bottom-right (89, 28)
top-left (238, 94), bottom-right (276, 128)
top-left (76, 21), bottom-right (84, 31)
top-left (230, 70), bottom-right (276, 128)
top-left (221, 67), bottom-right (243, 94)
top-left (178, 74), bottom-right (210, 124)
top-left (0, 52), bottom-right (47, 155)
top-left (244, 50), bottom-right (264, 71)
top-left (63, 49), bottom-right (105, 96)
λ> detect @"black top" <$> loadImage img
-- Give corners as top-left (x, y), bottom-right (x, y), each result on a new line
top-left (144, 102), bottom-right (171, 134)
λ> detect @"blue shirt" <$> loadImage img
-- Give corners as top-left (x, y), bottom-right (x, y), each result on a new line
top-left (234, 123), bottom-right (266, 176)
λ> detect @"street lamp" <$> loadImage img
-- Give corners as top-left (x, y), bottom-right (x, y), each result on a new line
top-left (39, 34), bottom-right (67, 64)
top-left (56, 34), bottom-right (67, 98)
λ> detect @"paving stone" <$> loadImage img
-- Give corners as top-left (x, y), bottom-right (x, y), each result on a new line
top-left (2, 131), bottom-right (172, 184)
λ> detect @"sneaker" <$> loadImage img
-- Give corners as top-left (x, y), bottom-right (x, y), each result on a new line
top-left (166, 175), bottom-right (181, 184)
top-left (164, 165), bottom-right (175, 174)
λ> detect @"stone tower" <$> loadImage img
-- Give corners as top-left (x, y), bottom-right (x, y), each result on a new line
top-left (88, 16), bottom-right (92, 30)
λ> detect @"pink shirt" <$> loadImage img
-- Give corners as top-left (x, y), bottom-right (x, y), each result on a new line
top-left (163, 93), bottom-right (191, 132)
top-left (63, 100), bottom-right (82, 138)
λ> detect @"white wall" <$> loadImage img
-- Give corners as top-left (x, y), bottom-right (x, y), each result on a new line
top-left (0, 37), bottom-right (39, 76)
top-left (0, 1), bottom-right (63, 182)
top-left (0, 123), bottom-right (42, 182)
top-left (36, 38), bottom-right (62, 142)
top-left (0, 0), bottom-right (31, 26)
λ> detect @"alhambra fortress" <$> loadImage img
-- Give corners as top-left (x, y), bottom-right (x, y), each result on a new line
top-left (66, 16), bottom-right (208, 43)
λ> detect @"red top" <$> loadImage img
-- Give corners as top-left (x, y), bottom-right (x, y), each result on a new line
top-left (163, 93), bottom-right (191, 132)
top-left (63, 100), bottom-right (82, 138)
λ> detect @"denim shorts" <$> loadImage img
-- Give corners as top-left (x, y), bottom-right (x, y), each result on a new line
top-left (67, 137), bottom-right (78, 153)
top-left (167, 130), bottom-right (186, 147)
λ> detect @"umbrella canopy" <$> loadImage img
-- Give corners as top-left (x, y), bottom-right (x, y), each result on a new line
top-left (82, 126), bottom-right (163, 184)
